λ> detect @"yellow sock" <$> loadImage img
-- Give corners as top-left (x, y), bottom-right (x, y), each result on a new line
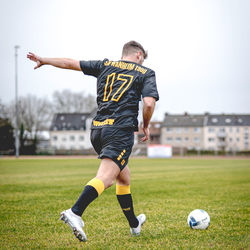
top-left (116, 184), bottom-right (138, 228)
top-left (116, 184), bottom-right (131, 195)
top-left (86, 178), bottom-right (105, 196)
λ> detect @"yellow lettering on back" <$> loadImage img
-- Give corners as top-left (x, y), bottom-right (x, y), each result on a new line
top-left (93, 119), bottom-right (115, 127)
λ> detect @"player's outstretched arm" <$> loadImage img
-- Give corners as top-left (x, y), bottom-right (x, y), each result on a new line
top-left (141, 97), bottom-right (156, 142)
top-left (27, 52), bottom-right (81, 71)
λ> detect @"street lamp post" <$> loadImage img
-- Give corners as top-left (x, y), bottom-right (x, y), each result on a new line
top-left (15, 45), bottom-right (20, 158)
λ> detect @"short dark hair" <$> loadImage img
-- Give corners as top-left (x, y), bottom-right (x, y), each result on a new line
top-left (122, 41), bottom-right (148, 59)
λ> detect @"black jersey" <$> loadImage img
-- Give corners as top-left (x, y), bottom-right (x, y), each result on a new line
top-left (80, 59), bottom-right (159, 131)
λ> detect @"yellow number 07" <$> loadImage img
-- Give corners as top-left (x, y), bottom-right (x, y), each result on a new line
top-left (103, 73), bottom-right (134, 102)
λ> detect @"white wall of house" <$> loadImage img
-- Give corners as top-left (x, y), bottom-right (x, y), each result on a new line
top-left (203, 126), bottom-right (250, 151)
top-left (50, 118), bottom-right (93, 150)
top-left (50, 130), bottom-right (92, 150)
top-left (161, 127), bottom-right (204, 150)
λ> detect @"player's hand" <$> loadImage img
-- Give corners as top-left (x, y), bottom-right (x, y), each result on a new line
top-left (141, 127), bottom-right (150, 142)
top-left (27, 52), bottom-right (44, 69)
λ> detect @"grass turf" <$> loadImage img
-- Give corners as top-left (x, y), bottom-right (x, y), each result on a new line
top-left (0, 158), bottom-right (249, 249)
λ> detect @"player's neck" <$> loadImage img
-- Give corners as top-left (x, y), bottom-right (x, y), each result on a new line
top-left (121, 56), bottom-right (141, 65)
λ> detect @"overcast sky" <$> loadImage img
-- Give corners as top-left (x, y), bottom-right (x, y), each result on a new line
top-left (0, 0), bottom-right (249, 120)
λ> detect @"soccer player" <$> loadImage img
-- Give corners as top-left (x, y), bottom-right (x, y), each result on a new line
top-left (27, 41), bottom-right (159, 242)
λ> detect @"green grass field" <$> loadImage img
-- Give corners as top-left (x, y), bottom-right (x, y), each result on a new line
top-left (0, 157), bottom-right (249, 249)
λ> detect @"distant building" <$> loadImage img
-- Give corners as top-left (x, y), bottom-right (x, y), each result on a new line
top-left (161, 113), bottom-right (250, 152)
top-left (49, 112), bottom-right (95, 151)
top-left (161, 113), bottom-right (204, 150)
top-left (49, 112), bottom-right (250, 154)
top-left (204, 114), bottom-right (250, 152)
top-left (136, 121), bottom-right (162, 144)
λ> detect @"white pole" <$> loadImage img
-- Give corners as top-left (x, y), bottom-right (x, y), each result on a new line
top-left (14, 45), bottom-right (20, 158)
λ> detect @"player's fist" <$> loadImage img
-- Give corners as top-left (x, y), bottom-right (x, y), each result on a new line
top-left (141, 127), bottom-right (150, 142)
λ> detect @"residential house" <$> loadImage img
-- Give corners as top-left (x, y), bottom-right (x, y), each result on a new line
top-left (204, 114), bottom-right (250, 152)
top-left (161, 113), bottom-right (204, 150)
top-left (49, 112), bottom-right (94, 152)
top-left (161, 113), bottom-right (250, 152)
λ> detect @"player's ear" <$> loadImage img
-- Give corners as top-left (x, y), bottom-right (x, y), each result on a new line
top-left (136, 51), bottom-right (144, 64)
top-left (136, 51), bottom-right (142, 59)
top-left (136, 51), bottom-right (142, 62)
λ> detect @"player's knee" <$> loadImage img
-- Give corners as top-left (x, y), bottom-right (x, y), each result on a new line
top-left (116, 179), bottom-right (130, 186)
top-left (105, 179), bottom-right (114, 189)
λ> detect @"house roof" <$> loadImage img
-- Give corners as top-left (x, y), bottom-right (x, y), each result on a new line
top-left (50, 112), bottom-right (94, 131)
top-left (206, 114), bottom-right (250, 126)
top-left (162, 114), bottom-right (205, 127)
top-left (162, 113), bottom-right (250, 127)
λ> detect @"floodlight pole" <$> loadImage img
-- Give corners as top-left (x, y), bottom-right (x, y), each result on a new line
top-left (15, 45), bottom-right (20, 158)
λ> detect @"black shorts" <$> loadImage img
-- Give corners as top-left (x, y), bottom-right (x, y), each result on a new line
top-left (90, 127), bottom-right (134, 171)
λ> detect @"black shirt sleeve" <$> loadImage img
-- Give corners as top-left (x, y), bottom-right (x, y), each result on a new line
top-left (79, 60), bottom-right (104, 77)
top-left (141, 70), bottom-right (159, 101)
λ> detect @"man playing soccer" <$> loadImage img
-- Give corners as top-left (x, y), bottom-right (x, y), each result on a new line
top-left (27, 41), bottom-right (159, 242)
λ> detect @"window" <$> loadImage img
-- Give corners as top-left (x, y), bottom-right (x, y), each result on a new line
top-left (53, 136), bottom-right (58, 141)
top-left (62, 137), bottom-right (67, 142)
top-left (184, 128), bottom-right (189, 133)
top-left (229, 138), bottom-right (233, 142)
top-left (79, 136), bottom-right (84, 141)
top-left (166, 128), bottom-right (172, 132)
top-left (208, 138), bottom-right (215, 142)
top-left (194, 128), bottom-right (200, 133)
top-left (208, 127), bottom-right (215, 133)
top-left (185, 137), bottom-right (189, 141)
top-left (194, 137), bottom-right (200, 142)
top-left (154, 123), bottom-right (161, 128)
top-left (236, 127), bottom-right (240, 133)
top-left (176, 137), bottom-right (182, 142)
top-left (176, 128), bottom-right (182, 133)
top-left (212, 118), bottom-right (218, 123)
top-left (236, 138), bottom-right (240, 142)
top-left (229, 127), bottom-right (233, 132)
top-left (219, 127), bottom-right (225, 132)
top-left (225, 118), bottom-right (231, 123)
top-left (166, 137), bottom-right (173, 142)
top-left (70, 136), bottom-right (75, 141)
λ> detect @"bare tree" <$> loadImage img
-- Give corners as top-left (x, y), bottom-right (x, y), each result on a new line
top-left (52, 89), bottom-right (96, 113)
top-left (0, 99), bottom-right (8, 119)
top-left (6, 95), bottom-right (53, 154)
top-left (7, 95), bottom-right (52, 132)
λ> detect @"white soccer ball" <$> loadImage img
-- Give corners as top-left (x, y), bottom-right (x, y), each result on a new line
top-left (187, 209), bottom-right (210, 229)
